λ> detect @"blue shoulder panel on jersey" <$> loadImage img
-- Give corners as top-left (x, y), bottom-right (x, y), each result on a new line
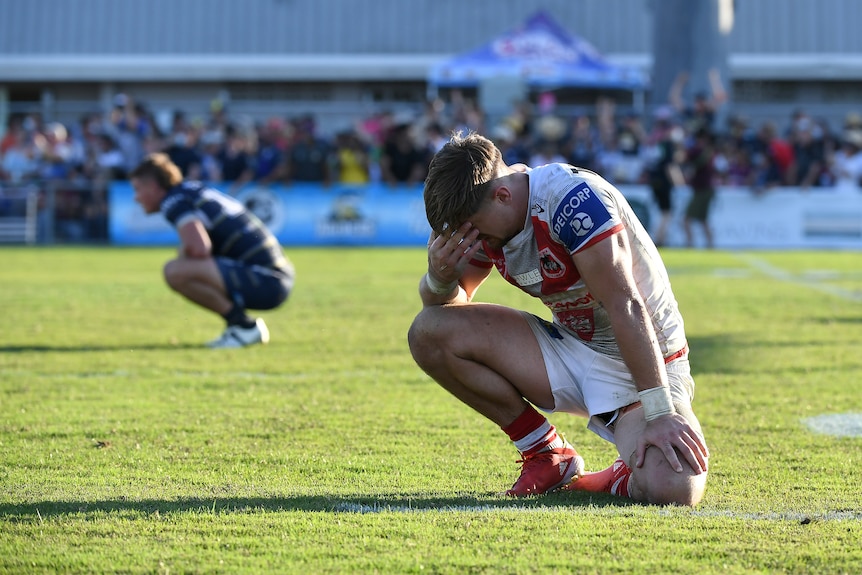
top-left (551, 182), bottom-right (613, 251)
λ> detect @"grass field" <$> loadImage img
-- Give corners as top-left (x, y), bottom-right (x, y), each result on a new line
top-left (1, 246), bottom-right (861, 574)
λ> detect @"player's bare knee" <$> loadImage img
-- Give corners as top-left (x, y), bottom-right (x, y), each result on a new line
top-left (407, 308), bottom-right (447, 367)
top-left (634, 447), bottom-right (707, 507)
top-left (162, 259), bottom-right (183, 291)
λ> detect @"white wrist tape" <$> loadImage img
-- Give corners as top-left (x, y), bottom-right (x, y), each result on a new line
top-left (638, 386), bottom-right (675, 421)
top-left (425, 273), bottom-right (458, 296)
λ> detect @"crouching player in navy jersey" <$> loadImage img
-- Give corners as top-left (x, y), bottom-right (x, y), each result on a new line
top-left (409, 132), bottom-right (709, 505)
top-left (131, 153), bottom-right (294, 348)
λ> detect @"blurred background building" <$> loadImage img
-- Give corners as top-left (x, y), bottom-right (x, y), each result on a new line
top-left (1, 0), bottom-right (862, 133)
top-left (3, 0), bottom-right (862, 248)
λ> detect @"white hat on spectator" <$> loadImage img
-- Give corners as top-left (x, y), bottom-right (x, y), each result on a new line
top-left (844, 129), bottom-right (862, 147)
top-left (536, 115), bottom-right (566, 142)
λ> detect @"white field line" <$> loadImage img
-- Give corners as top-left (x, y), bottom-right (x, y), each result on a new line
top-left (803, 413), bottom-right (862, 437)
top-left (332, 502), bottom-right (862, 521)
top-left (733, 253), bottom-right (862, 302)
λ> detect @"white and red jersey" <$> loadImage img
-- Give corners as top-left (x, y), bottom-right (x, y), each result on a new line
top-left (472, 163), bottom-right (687, 362)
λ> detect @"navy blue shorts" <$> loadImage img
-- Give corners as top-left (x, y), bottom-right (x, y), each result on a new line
top-left (215, 258), bottom-right (294, 310)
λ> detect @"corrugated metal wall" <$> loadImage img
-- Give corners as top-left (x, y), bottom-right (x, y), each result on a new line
top-left (4, 0), bottom-right (862, 57)
top-left (0, 0), bottom-right (646, 56)
top-left (731, 0), bottom-right (862, 53)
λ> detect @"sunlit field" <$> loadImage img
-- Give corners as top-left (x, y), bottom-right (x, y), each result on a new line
top-left (1, 247), bottom-right (860, 574)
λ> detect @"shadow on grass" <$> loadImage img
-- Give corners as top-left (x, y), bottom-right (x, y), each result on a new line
top-left (0, 343), bottom-right (204, 353)
top-left (0, 492), bottom-right (632, 519)
top-left (689, 332), bottom-right (861, 377)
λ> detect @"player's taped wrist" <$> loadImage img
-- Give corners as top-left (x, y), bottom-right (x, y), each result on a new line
top-left (425, 273), bottom-right (458, 296)
top-left (638, 386), bottom-right (675, 421)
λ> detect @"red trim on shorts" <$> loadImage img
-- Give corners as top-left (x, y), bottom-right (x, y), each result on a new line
top-left (664, 343), bottom-right (688, 364)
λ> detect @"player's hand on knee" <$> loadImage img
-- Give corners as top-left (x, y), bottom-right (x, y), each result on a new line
top-left (635, 413), bottom-right (709, 474)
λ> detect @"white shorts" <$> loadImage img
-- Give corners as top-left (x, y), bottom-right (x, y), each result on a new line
top-left (523, 312), bottom-right (696, 443)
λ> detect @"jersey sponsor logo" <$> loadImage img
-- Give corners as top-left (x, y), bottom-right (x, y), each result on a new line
top-left (569, 212), bottom-right (594, 236)
top-left (511, 269), bottom-right (542, 286)
top-left (549, 293), bottom-right (595, 309)
top-left (556, 308), bottom-right (595, 341)
top-left (552, 182), bottom-right (613, 251)
top-left (538, 247), bottom-right (566, 279)
top-left (531, 202), bottom-right (545, 214)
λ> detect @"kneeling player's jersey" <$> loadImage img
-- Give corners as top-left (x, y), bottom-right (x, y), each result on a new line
top-left (161, 181), bottom-right (291, 272)
top-left (473, 163), bottom-right (686, 362)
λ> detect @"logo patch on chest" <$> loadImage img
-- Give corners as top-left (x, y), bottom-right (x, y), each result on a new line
top-left (538, 247), bottom-right (567, 279)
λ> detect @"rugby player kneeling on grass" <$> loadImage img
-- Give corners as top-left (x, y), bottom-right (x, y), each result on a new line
top-left (408, 132), bottom-right (709, 505)
top-left (131, 153), bottom-right (294, 348)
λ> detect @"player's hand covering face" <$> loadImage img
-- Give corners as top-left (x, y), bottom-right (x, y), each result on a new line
top-left (428, 222), bottom-right (482, 282)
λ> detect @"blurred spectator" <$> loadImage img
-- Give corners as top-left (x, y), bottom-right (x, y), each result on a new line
top-left (199, 128), bottom-right (225, 183)
top-left (380, 122), bottom-right (426, 187)
top-left (594, 97), bottom-right (644, 184)
top-left (0, 122), bottom-right (42, 183)
top-left (788, 115), bottom-right (825, 189)
top-left (644, 108), bottom-right (684, 246)
top-left (411, 98), bottom-right (450, 150)
top-left (253, 118), bottom-right (286, 182)
top-left (449, 90), bottom-right (485, 135)
top-left (1, 115), bottom-right (25, 155)
top-left (424, 122), bottom-right (449, 156)
top-left (54, 186), bottom-right (87, 242)
top-left (752, 121), bottom-right (794, 191)
top-left (83, 187), bottom-right (108, 240)
top-left (831, 129), bottom-right (862, 190)
top-left (562, 114), bottom-right (601, 171)
top-left (670, 68), bottom-right (728, 135)
top-left (164, 125), bottom-right (202, 179)
top-left (215, 127), bottom-right (255, 192)
top-left (40, 122), bottom-right (83, 180)
top-left (332, 130), bottom-right (370, 185)
top-left (726, 115), bottom-right (758, 157)
top-left (281, 116), bottom-right (331, 185)
top-left (682, 127), bottom-right (718, 249)
top-left (92, 133), bottom-right (127, 182)
top-left (105, 94), bottom-right (149, 174)
top-left (494, 124), bottom-right (531, 167)
top-left (529, 140), bottom-right (566, 169)
top-left (716, 136), bottom-right (754, 187)
top-left (206, 98), bottom-right (231, 137)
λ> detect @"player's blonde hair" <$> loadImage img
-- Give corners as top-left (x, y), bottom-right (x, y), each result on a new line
top-left (423, 131), bottom-right (503, 234)
top-left (130, 153), bottom-right (184, 190)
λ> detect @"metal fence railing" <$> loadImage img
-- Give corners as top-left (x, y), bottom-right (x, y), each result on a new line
top-left (0, 180), bottom-right (109, 245)
top-left (0, 186), bottom-right (39, 244)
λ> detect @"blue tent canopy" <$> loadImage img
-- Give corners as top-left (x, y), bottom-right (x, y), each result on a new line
top-left (428, 11), bottom-right (648, 91)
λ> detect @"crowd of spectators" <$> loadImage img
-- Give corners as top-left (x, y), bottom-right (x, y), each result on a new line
top-left (3, 88), bottom-right (862, 243)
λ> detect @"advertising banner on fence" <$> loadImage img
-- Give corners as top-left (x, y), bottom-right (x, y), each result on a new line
top-left (110, 182), bottom-right (432, 246)
top-left (109, 181), bottom-right (862, 249)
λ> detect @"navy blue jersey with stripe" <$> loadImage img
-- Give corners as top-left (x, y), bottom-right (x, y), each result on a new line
top-left (160, 181), bottom-right (288, 270)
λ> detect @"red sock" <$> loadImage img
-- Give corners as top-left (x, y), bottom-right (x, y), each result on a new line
top-left (502, 405), bottom-right (561, 455)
